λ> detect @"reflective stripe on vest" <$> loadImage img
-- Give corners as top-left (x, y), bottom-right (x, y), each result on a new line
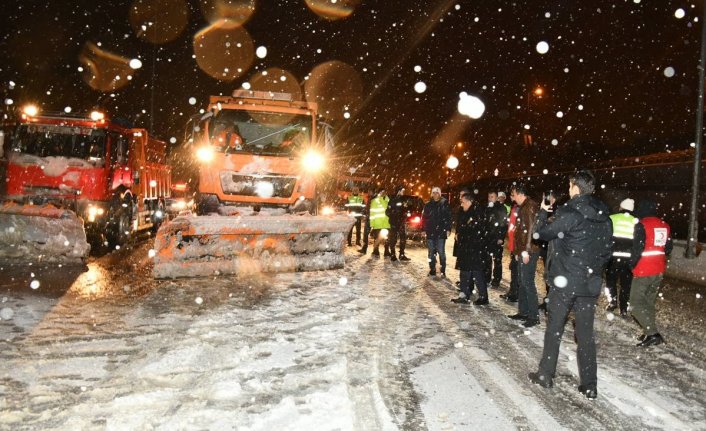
top-left (611, 213), bottom-right (637, 239)
top-left (613, 251), bottom-right (631, 257)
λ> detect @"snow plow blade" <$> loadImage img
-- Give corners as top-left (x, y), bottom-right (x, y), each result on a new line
top-left (0, 202), bottom-right (90, 264)
top-left (152, 214), bottom-right (355, 279)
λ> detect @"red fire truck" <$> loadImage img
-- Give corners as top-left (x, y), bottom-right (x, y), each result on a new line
top-left (1, 105), bottom-right (171, 250)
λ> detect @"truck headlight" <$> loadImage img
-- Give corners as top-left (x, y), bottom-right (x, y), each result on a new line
top-left (302, 150), bottom-right (325, 173)
top-left (87, 205), bottom-right (105, 222)
top-left (196, 146), bottom-right (214, 163)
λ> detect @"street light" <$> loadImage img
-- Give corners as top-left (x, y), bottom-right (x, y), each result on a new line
top-left (445, 155), bottom-right (459, 203)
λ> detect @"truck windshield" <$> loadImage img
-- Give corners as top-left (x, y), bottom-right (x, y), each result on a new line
top-left (208, 110), bottom-right (312, 156)
top-left (11, 124), bottom-right (106, 165)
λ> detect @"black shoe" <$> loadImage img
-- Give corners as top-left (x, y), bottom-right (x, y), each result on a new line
top-left (384, 251), bottom-right (391, 257)
top-left (372, 250), bottom-right (380, 256)
top-left (507, 314), bottom-right (528, 321)
top-left (490, 281), bottom-right (501, 288)
top-left (619, 309), bottom-right (628, 317)
top-left (523, 319), bottom-right (540, 328)
top-left (439, 272), bottom-right (446, 278)
top-left (358, 248), bottom-right (367, 254)
top-left (528, 372), bottom-right (553, 388)
top-left (451, 297), bottom-right (470, 304)
top-left (500, 294), bottom-right (518, 303)
top-left (637, 333), bottom-right (664, 347)
top-left (538, 302), bottom-right (547, 311)
top-left (473, 297), bottom-right (489, 306)
top-left (606, 301), bottom-right (617, 312)
top-left (578, 385), bottom-right (598, 400)
top-left (428, 271), bottom-right (436, 277)
top-left (637, 333), bottom-right (646, 342)
top-left (390, 255), bottom-right (398, 262)
top-left (356, 242), bottom-right (361, 246)
top-left (399, 255), bottom-right (410, 261)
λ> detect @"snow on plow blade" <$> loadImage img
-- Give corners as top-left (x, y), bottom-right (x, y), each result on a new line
top-left (0, 202), bottom-right (90, 264)
top-left (152, 214), bottom-right (355, 279)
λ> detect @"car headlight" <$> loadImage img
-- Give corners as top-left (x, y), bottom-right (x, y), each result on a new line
top-left (171, 200), bottom-right (187, 211)
top-left (302, 150), bottom-right (325, 173)
top-left (196, 146), bottom-right (215, 163)
top-left (321, 206), bottom-right (335, 215)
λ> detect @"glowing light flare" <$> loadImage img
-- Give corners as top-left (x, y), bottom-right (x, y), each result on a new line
top-left (193, 22), bottom-right (254, 81)
top-left (200, 0), bottom-right (256, 28)
top-left (304, 0), bottom-right (361, 20)
top-left (536, 41), bottom-right (549, 54)
top-left (305, 60), bottom-right (362, 121)
top-left (196, 145), bottom-right (215, 162)
top-left (302, 150), bottom-right (325, 173)
top-left (22, 104), bottom-right (39, 117)
top-left (446, 155), bottom-right (459, 170)
top-left (457, 92), bottom-right (485, 119)
top-left (79, 42), bottom-right (134, 92)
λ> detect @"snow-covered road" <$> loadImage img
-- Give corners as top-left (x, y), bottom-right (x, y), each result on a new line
top-left (0, 240), bottom-right (704, 430)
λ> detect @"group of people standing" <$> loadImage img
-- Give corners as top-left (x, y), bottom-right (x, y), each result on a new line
top-left (344, 171), bottom-right (673, 400)
top-left (346, 185), bottom-right (411, 261)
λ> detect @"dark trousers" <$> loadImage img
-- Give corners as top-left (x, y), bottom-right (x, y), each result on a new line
top-left (605, 257), bottom-right (633, 312)
top-left (348, 217), bottom-right (362, 246)
top-left (388, 224), bottom-right (407, 256)
top-left (517, 252), bottom-right (540, 321)
top-left (361, 219), bottom-right (371, 248)
top-left (508, 256), bottom-right (519, 298)
top-left (427, 238), bottom-right (447, 273)
top-left (538, 280), bottom-right (599, 389)
top-left (484, 242), bottom-right (503, 285)
top-left (460, 270), bottom-right (488, 299)
top-left (370, 229), bottom-right (390, 254)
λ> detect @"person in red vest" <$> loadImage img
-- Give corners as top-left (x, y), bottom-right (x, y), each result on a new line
top-left (630, 199), bottom-right (672, 347)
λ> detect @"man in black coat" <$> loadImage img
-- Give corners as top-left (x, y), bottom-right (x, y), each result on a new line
top-left (386, 185), bottom-right (411, 261)
top-left (528, 170), bottom-right (613, 400)
top-left (452, 193), bottom-right (490, 305)
top-left (485, 191), bottom-right (509, 288)
top-left (422, 186), bottom-right (452, 277)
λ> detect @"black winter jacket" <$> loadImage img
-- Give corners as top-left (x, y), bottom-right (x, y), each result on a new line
top-left (485, 202), bottom-right (508, 244)
top-left (535, 194), bottom-right (613, 297)
top-left (422, 198), bottom-right (452, 239)
top-left (386, 195), bottom-right (407, 227)
top-left (454, 204), bottom-right (489, 271)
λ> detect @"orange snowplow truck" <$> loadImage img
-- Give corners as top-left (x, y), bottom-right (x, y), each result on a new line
top-left (0, 105), bottom-right (171, 262)
top-left (151, 90), bottom-right (354, 278)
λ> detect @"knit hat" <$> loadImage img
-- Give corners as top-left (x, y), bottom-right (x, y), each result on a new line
top-left (497, 191), bottom-right (507, 198)
top-left (635, 199), bottom-right (657, 219)
top-left (619, 198), bottom-right (634, 212)
top-left (431, 186), bottom-right (442, 194)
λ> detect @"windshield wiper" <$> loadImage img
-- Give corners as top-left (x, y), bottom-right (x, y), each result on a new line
top-left (246, 124), bottom-right (301, 146)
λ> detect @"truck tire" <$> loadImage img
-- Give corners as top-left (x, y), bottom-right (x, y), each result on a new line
top-left (107, 201), bottom-right (132, 247)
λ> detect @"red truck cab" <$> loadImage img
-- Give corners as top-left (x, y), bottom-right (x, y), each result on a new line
top-left (4, 106), bottom-right (171, 246)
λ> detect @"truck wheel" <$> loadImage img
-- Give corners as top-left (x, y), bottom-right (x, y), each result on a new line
top-left (108, 203), bottom-right (132, 247)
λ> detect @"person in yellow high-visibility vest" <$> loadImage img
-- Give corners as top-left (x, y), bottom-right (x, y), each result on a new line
top-left (345, 186), bottom-right (365, 246)
top-left (368, 188), bottom-right (391, 257)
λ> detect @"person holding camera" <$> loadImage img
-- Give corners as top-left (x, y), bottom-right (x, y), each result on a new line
top-left (528, 170), bottom-right (613, 400)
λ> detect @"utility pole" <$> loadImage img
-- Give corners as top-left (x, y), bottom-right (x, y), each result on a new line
top-left (686, 3), bottom-right (706, 258)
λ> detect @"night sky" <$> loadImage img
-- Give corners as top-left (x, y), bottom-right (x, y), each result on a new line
top-left (1, 0), bottom-right (702, 192)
